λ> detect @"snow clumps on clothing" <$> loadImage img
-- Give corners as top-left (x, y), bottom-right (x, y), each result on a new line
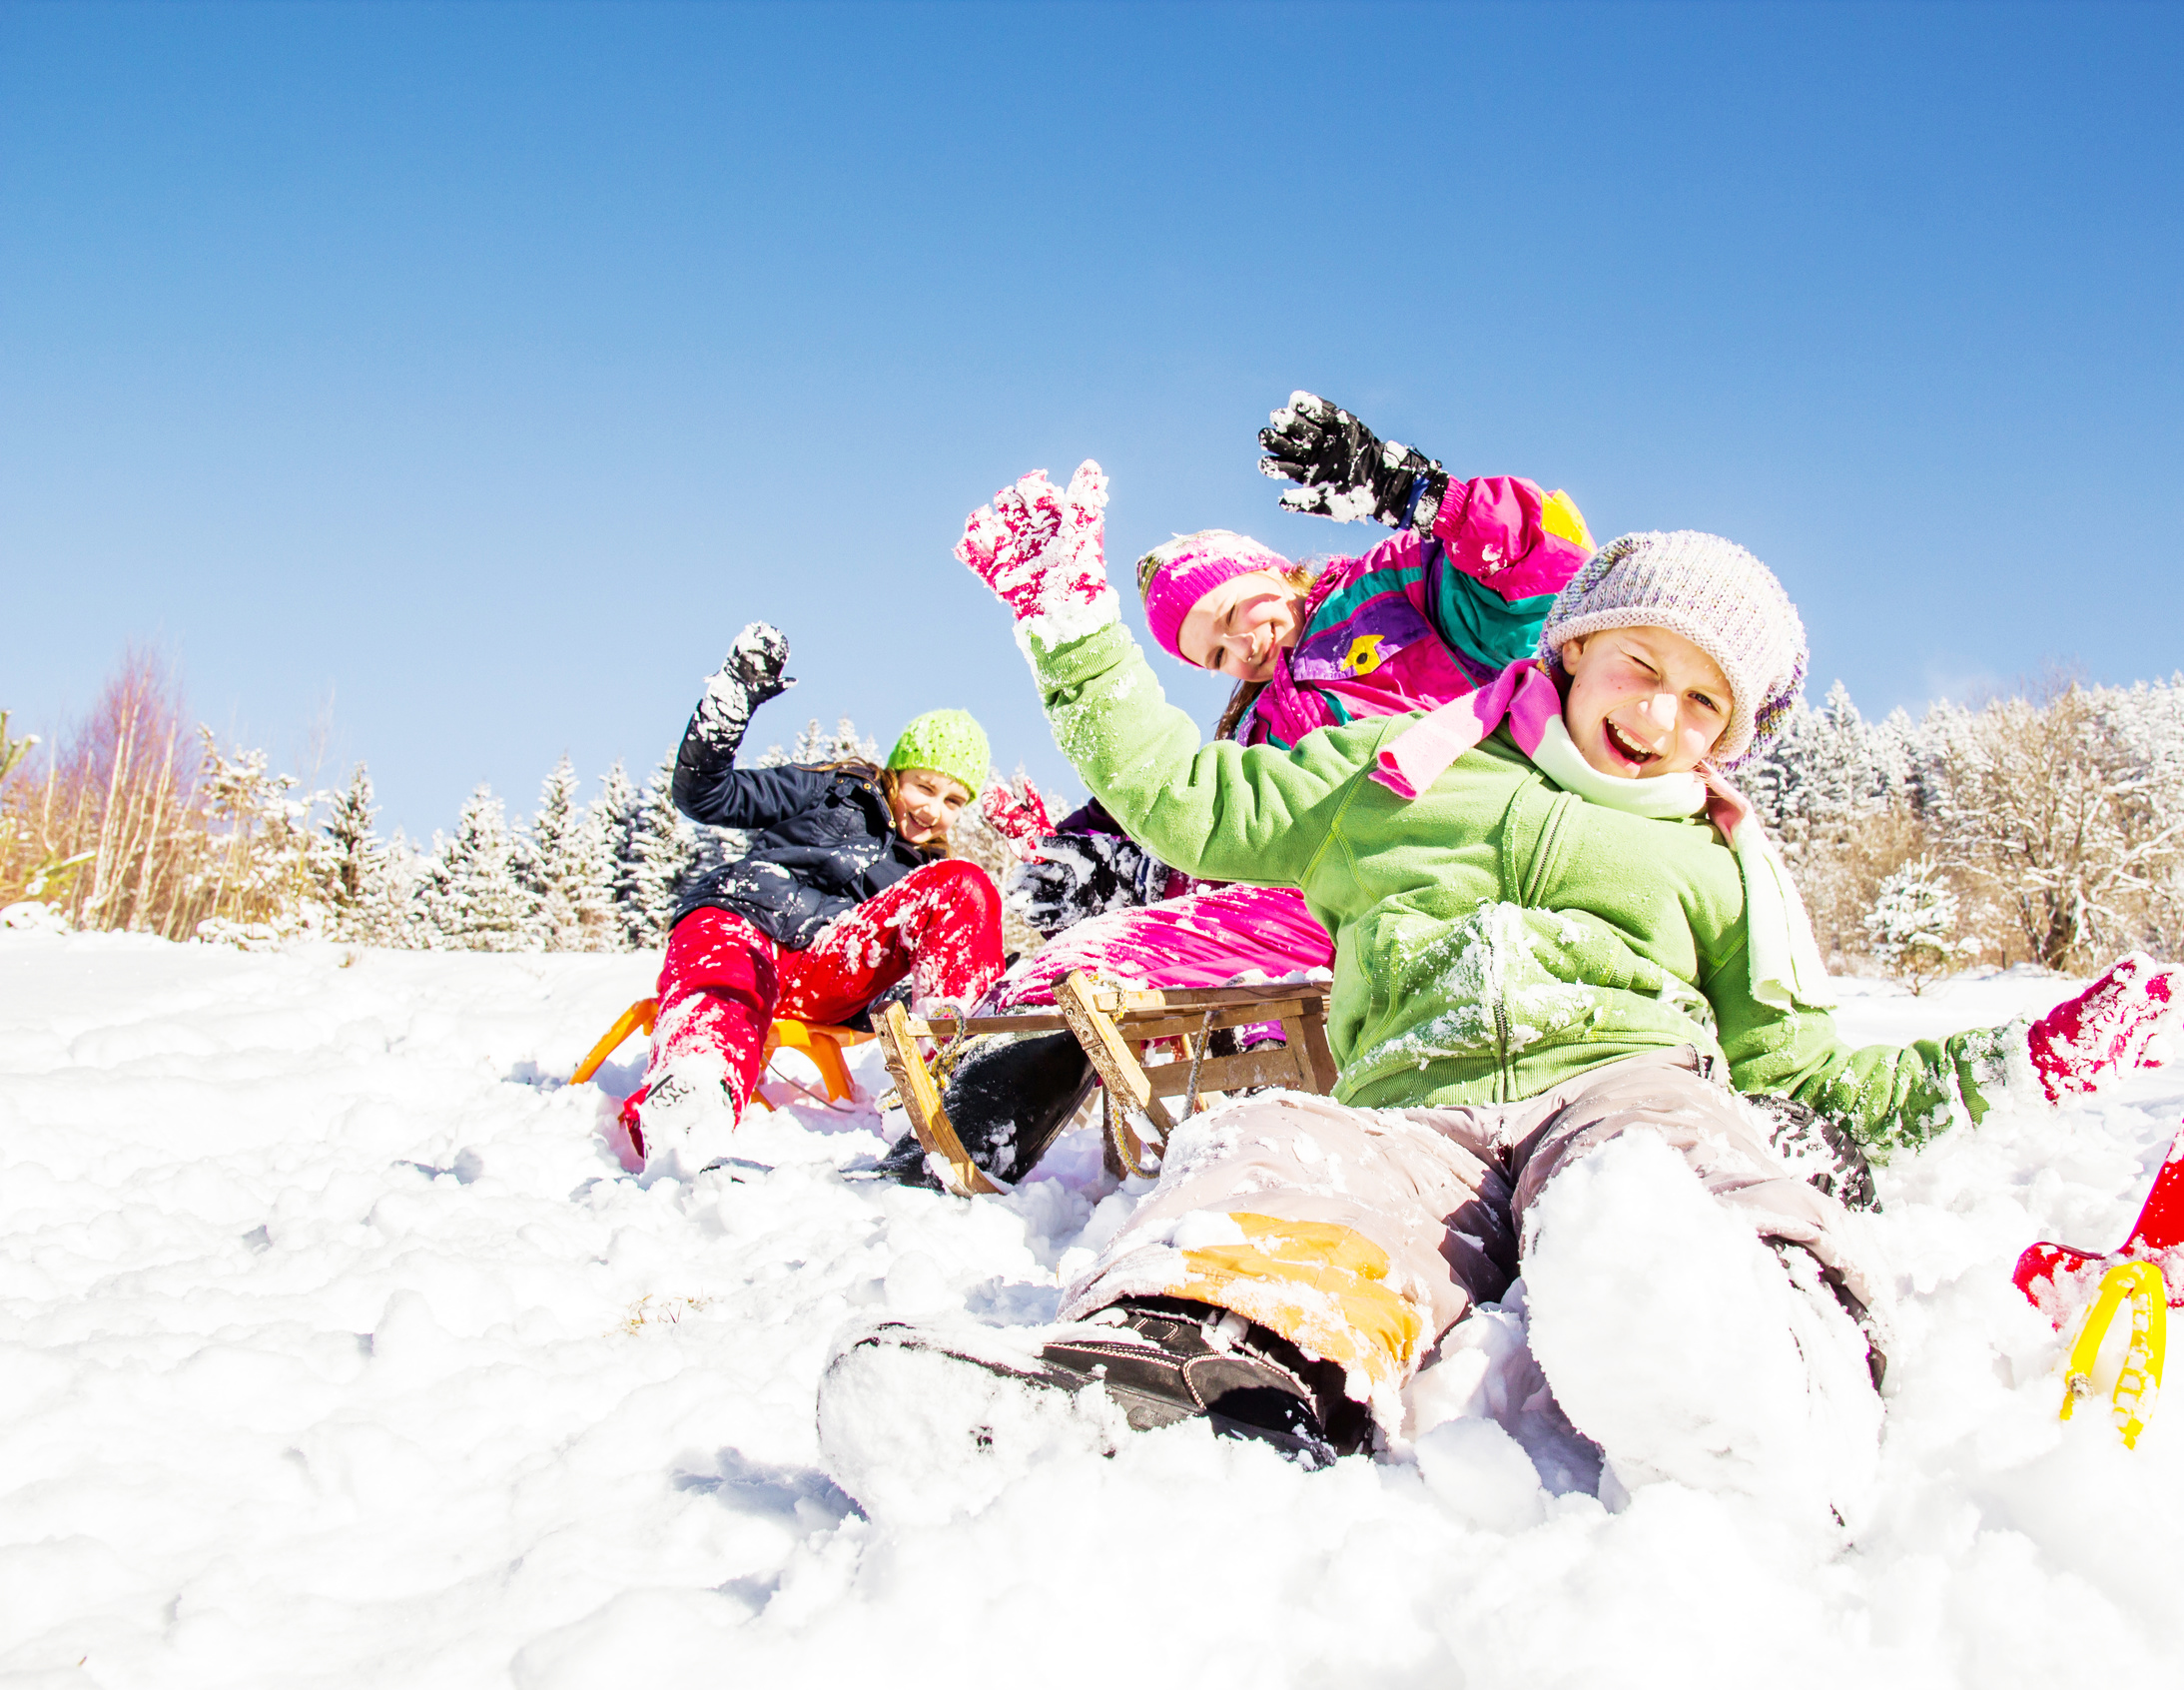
top-left (1540, 529), bottom-right (1809, 763)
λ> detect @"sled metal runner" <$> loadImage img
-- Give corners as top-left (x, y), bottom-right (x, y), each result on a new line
top-left (876, 970), bottom-right (1338, 1200)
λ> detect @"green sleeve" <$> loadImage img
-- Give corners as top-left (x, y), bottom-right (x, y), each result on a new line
top-left (1705, 935), bottom-right (2010, 1159)
top-left (1031, 620), bottom-right (1386, 888)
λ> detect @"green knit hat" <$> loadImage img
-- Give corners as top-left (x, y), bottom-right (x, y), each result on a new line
top-left (886, 709), bottom-right (989, 798)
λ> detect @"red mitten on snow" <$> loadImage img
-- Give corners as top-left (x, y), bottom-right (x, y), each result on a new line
top-left (2024, 951), bottom-right (2182, 1103)
top-left (956, 461), bottom-right (1114, 646)
top-left (978, 778), bottom-right (1057, 862)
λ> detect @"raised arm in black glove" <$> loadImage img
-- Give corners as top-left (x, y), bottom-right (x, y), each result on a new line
top-left (1257, 391), bottom-right (1449, 535)
top-left (677, 621), bottom-right (796, 781)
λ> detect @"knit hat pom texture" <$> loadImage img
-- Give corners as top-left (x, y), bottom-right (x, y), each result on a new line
top-left (1539, 530), bottom-right (1809, 764)
top-left (887, 708), bottom-right (990, 800)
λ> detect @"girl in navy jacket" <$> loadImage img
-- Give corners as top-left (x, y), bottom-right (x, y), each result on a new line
top-left (623, 623), bottom-right (1004, 1163)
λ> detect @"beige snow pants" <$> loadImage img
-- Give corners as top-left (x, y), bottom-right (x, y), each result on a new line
top-left (1059, 1050), bottom-right (1880, 1404)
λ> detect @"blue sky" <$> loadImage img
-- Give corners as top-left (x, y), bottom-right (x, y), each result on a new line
top-left (5, 0), bottom-right (2179, 835)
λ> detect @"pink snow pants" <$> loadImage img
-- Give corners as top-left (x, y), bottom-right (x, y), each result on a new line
top-left (1059, 1050), bottom-right (1881, 1410)
top-left (622, 859), bottom-right (1005, 1145)
top-left (993, 883), bottom-right (1333, 1010)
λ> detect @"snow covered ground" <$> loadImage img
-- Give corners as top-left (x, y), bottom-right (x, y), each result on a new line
top-left (4, 931), bottom-right (2182, 1689)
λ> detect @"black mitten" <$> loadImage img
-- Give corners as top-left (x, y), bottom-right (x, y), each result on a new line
top-left (1258, 391), bottom-right (1449, 534)
top-left (1004, 831), bottom-right (1166, 938)
top-left (688, 621), bottom-right (796, 763)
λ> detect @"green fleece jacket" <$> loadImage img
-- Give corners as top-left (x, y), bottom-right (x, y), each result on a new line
top-left (1038, 621), bottom-right (2006, 1156)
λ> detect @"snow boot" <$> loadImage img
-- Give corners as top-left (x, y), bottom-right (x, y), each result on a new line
top-left (879, 1031), bottom-right (1096, 1189)
top-left (818, 1295), bottom-right (1367, 1522)
top-left (1521, 1134), bottom-right (1884, 1532)
top-left (1032, 1295), bottom-right (1370, 1463)
top-left (627, 1053), bottom-right (741, 1178)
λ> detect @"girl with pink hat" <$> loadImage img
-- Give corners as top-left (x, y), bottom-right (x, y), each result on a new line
top-left (889, 397), bottom-right (1593, 1191)
top-left (998, 391), bottom-right (1594, 952)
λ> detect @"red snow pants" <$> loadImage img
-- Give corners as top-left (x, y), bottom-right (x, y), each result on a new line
top-left (620, 859), bottom-right (1004, 1142)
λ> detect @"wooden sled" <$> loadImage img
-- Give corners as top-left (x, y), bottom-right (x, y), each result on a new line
top-left (874, 970), bottom-right (1336, 1199)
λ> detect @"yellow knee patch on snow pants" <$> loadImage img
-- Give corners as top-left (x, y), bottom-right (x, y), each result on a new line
top-left (1172, 1213), bottom-right (1425, 1386)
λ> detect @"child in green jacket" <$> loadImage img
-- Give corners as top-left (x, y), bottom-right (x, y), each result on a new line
top-left (821, 462), bottom-right (2180, 1528)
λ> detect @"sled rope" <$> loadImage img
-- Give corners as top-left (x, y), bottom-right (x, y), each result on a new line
top-left (1104, 1087), bottom-right (1157, 1180)
top-left (1179, 1005), bottom-right (1216, 1119)
top-left (928, 1011), bottom-right (975, 1088)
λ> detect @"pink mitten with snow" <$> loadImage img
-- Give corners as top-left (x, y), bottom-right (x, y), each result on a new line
top-left (978, 778), bottom-right (1058, 862)
top-left (2023, 951), bottom-right (2182, 1102)
top-left (956, 461), bottom-right (1114, 646)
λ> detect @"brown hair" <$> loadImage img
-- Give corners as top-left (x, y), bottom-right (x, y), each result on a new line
top-left (1207, 563), bottom-right (1318, 741)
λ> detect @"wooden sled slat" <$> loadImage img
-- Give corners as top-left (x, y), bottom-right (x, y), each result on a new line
top-left (875, 1001), bottom-right (1000, 1198)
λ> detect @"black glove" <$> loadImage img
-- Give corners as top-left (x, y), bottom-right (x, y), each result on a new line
top-left (1258, 391), bottom-right (1449, 534)
top-left (688, 621), bottom-right (796, 762)
top-left (1004, 831), bottom-right (1167, 939)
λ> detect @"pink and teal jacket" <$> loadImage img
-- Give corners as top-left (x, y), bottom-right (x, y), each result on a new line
top-left (1238, 475), bottom-right (1593, 749)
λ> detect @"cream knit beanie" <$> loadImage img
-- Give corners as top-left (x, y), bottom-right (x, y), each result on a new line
top-left (1539, 530), bottom-right (1808, 764)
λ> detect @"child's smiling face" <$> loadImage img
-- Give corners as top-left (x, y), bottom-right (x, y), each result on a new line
top-left (890, 767), bottom-right (972, 845)
top-left (1559, 626), bottom-right (1733, 779)
top-left (1176, 569), bottom-right (1304, 681)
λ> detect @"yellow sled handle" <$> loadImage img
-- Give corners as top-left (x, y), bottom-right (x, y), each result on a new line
top-left (2060, 1260), bottom-right (2167, 1448)
top-left (572, 998), bottom-right (659, 1086)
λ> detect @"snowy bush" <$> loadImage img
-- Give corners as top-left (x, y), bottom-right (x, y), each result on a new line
top-left (0, 653), bottom-right (215, 935)
top-left (1860, 858), bottom-right (1979, 993)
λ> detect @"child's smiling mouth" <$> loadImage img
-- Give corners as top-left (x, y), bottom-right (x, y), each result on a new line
top-left (1603, 717), bottom-right (1662, 770)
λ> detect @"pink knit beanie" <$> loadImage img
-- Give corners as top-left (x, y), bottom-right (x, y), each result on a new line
top-left (1135, 530), bottom-right (1294, 662)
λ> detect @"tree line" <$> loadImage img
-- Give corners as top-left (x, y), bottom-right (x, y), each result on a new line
top-left (1741, 673), bottom-right (2184, 989)
top-left (9, 652), bottom-right (2179, 984)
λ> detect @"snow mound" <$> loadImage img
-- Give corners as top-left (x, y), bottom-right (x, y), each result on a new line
top-left (3, 939), bottom-right (2183, 1687)
top-left (1524, 1131), bottom-right (1880, 1529)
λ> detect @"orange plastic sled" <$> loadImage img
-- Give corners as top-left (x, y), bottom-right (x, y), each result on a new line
top-left (571, 996), bottom-right (872, 1107)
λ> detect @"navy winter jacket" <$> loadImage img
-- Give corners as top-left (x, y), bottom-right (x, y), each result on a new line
top-left (670, 721), bottom-right (941, 949)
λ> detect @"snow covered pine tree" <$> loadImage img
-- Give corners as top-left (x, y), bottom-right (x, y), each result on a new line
top-left (523, 754), bottom-right (611, 951)
top-left (417, 786), bottom-right (532, 951)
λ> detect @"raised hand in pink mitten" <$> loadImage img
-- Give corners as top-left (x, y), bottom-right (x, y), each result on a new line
top-left (2025, 951), bottom-right (2182, 1102)
top-left (956, 460), bottom-right (1114, 637)
top-left (978, 777), bottom-right (1058, 862)
top-left (956, 469), bottom-right (1064, 618)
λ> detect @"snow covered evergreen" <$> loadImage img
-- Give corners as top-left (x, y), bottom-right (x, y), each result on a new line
top-left (1746, 673), bottom-right (2184, 973)
top-left (416, 786), bottom-right (533, 952)
top-left (317, 763), bottom-right (382, 917)
top-left (756, 714), bottom-right (882, 768)
top-left (1860, 857), bottom-right (1977, 993)
top-left (523, 754), bottom-right (611, 952)
top-left (607, 756), bottom-right (697, 950)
